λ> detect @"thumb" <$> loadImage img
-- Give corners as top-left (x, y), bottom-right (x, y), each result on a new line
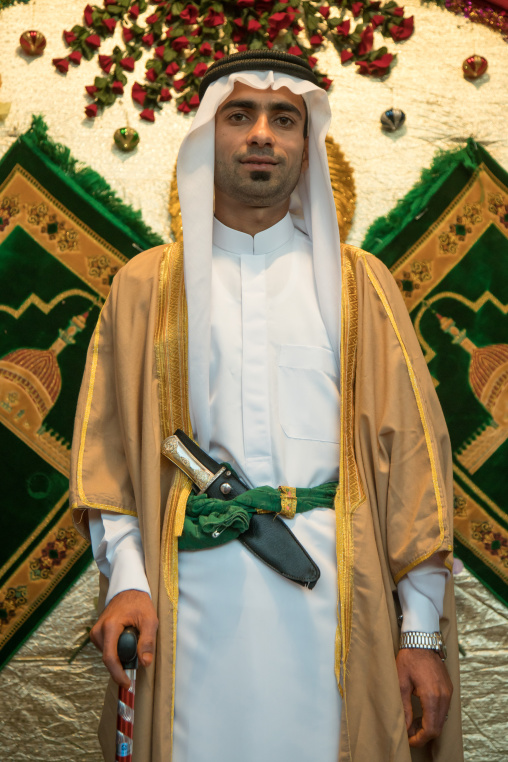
top-left (137, 618), bottom-right (158, 668)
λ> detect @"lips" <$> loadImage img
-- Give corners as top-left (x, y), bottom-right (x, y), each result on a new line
top-left (242, 156), bottom-right (278, 166)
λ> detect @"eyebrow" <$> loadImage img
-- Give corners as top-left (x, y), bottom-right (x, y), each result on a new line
top-left (219, 98), bottom-right (303, 120)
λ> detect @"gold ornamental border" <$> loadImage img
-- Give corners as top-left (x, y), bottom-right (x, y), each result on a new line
top-left (168, 135), bottom-right (356, 244)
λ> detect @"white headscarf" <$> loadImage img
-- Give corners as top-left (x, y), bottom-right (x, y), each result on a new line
top-left (176, 70), bottom-right (342, 449)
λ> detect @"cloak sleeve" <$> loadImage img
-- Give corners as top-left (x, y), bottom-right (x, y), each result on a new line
top-left (355, 253), bottom-right (454, 583)
top-left (70, 280), bottom-right (137, 539)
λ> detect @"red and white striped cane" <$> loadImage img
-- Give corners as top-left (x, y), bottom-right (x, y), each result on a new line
top-left (116, 627), bottom-right (138, 762)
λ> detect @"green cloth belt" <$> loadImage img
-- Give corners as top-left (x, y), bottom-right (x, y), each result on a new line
top-left (179, 472), bottom-right (338, 551)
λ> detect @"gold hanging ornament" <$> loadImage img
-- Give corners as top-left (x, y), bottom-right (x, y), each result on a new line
top-left (20, 30), bottom-right (47, 56)
top-left (114, 127), bottom-right (140, 152)
top-left (462, 55), bottom-right (488, 79)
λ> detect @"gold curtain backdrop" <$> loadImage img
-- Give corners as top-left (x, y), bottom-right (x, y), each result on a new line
top-left (1, 0), bottom-right (508, 759)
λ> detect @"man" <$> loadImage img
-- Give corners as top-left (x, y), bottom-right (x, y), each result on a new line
top-left (70, 51), bottom-right (462, 762)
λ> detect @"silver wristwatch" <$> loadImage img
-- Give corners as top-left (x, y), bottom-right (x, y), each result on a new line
top-left (399, 631), bottom-right (447, 661)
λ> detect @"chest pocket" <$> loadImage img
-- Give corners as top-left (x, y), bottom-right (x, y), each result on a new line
top-left (277, 345), bottom-right (340, 443)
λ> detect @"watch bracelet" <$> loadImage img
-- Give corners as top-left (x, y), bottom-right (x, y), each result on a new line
top-left (399, 630), bottom-right (446, 659)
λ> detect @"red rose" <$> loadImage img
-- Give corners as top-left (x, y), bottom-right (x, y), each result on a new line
top-left (203, 9), bottom-right (225, 27)
top-left (165, 61), bottom-right (180, 75)
top-left (180, 4), bottom-right (200, 24)
top-left (189, 93), bottom-right (200, 107)
top-left (69, 50), bottom-right (82, 64)
top-left (321, 77), bottom-right (332, 90)
top-left (155, 45), bottom-right (165, 59)
top-left (292, 23), bottom-right (303, 33)
top-left (132, 82), bottom-right (146, 105)
top-left (103, 18), bottom-right (116, 33)
top-left (340, 49), bottom-right (354, 63)
top-left (178, 101), bottom-right (191, 113)
top-left (84, 4), bottom-right (93, 25)
top-left (308, 55), bottom-right (317, 68)
top-left (199, 41), bottom-right (212, 55)
top-left (371, 14), bottom-right (385, 28)
top-left (247, 19), bottom-right (262, 32)
top-left (85, 103), bottom-right (98, 117)
top-left (85, 34), bottom-right (101, 50)
top-left (122, 26), bottom-right (134, 43)
top-left (287, 45), bottom-right (302, 56)
top-left (146, 67), bottom-right (158, 82)
top-left (99, 54), bottom-right (113, 73)
top-left (160, 87), bottom-right (172, 101)
top-left (356, 53), bottom-right (393, 74)
top-left (146, 13), bottom-right (159, 24)
top-left (266, 41), bottom-right (273, 48)
top-left (335, 20), bottom-right (350, 36)
top-left (85, 84), bottom-right (98, 96)
top-left (173, 77), bottom-right (187, 91)
top-left (142, 32), bottom-right (155, 46)
top-left (63, 30), bottom-right (76, 45)
top-left (140, 108), bottom-right (155, 122)
top-left (52, 57), bottom-right (69, 73)
top-left (358, 25), bottom-right (373, 55)
top-left (188, 54), bottom-right (195, 62)
top-left (310, 33), bottom-right (323, 46)
top-left (120, 56), bottom-right (135, 71)
top-left (390, 16), bottom-right (413, 40)
top-left (233, 17), bottom-right (243, 27)
top-left (232, 31), bottom-right (245, 42)
top-left (318, 5), bottom-right (330, 18)
top-left (268, 11), bottom-right (290, 31)
top-left (352, 2), bottom-right (363, 17)
top-left (171, 35), bottom-right (189, 52)
top-left (237, 44), bottom-right (248, 51)
top-left (193, 62), bottom-right (208, 77)
top-left (213, 50), bottom-right (225, 60)
top-left (190, 27), bottom-right (201, 36)
top-left (112, 80), bottom-right (124, 94)
top-left (129, 4), bottom-right (140, 19)
top-left (392, 6), bottom-right (404, 16)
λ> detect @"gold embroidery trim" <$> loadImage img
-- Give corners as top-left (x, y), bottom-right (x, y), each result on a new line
top-left (155, 242), bottom-right (193, 760)
top-left (363, 256), bottom-right (452, 584)
top-left (75, 300), bottom-right (136, 516)
top-left (335, 247), bottom-right (366, 698)
top-left (278, 486), bottom-right (297, 518)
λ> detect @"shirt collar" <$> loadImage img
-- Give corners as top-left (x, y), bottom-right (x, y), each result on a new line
top-left (213, 212), bottom-right (294, 256)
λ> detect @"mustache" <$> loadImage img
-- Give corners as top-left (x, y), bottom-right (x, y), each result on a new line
top-left (236, 149), bottom-right (285, 163)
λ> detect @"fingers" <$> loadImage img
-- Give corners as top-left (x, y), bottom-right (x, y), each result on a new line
top-left (409, 668), bottom-right (453, 748)
top-left (396, 648), bottom-right (453, 749)
top-left (89, 589), bottom-right (159, 687)
top-left (102, 620), bottom-right (130, 688)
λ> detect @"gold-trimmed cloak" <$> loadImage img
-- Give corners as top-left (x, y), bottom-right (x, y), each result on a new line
top-left (70, 242), bottom-right (462, 762)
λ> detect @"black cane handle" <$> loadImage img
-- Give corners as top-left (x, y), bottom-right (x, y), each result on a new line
top-left (117, 626), bottom-right (139, 670)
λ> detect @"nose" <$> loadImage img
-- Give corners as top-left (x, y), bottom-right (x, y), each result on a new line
top-left (246, 113), bottom-right (274, 148)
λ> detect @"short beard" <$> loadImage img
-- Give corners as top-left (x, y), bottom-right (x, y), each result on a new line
top-left (249, 170), bottom-right (271, 182)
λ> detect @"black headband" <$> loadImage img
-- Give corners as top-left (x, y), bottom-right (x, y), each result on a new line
top-left (198, 49), bottom-right (319, 101)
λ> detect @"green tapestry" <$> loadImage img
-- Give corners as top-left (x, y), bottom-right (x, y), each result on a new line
top-left (363, 139), bottom-right (508, 607)
top-left (0, 118), bottom-right (163, 669)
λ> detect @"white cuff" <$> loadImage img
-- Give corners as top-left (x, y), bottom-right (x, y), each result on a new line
top-left (397, 557), bottom-right (450, 634)
top-left (106, 546), bottom-right (152, 606)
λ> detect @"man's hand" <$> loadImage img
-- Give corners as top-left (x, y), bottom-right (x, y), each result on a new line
top-left (396, 647), bottom-right (453, 748)
top-left (90, 589), bottom-right (159, 688)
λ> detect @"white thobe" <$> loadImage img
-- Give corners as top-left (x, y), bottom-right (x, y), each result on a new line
top-left (89, 214), bottom-right (448, 762)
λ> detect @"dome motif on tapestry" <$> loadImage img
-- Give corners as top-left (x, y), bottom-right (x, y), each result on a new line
top-left (469, 343), bottom-right (508, 409)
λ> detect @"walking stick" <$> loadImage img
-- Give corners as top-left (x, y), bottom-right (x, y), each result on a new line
top-left (116, 627), bottom-right (138, 762)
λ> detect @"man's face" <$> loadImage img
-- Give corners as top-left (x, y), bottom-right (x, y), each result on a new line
top-left (214, 82), bottom-right (309, 209)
